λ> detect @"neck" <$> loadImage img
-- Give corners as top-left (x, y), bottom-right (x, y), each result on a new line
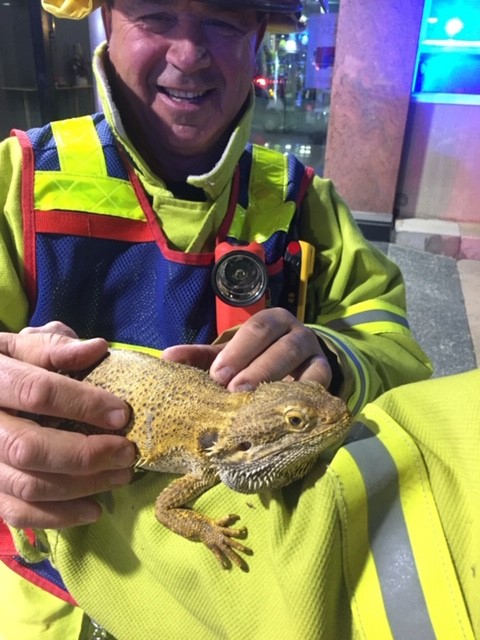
top-left (131, 131), bottom-right (228, 183)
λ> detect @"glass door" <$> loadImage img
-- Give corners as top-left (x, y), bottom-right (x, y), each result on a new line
top-left (250, 0), bottom-right (340, 176)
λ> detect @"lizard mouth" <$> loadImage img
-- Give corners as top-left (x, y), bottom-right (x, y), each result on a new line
top-left (217, 440), bottom-right (331, 494)
top-left (214, 414), bottom-right (352, 494)
top-left (218, 448), bottom-right (319, 493)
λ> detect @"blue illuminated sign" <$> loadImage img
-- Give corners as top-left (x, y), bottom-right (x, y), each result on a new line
top-left (413, 0), bottom-right (480, 97)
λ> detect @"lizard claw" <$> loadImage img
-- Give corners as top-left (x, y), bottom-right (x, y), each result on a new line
top-left (214, 513), bottom-right (247, 535)
top-left (201, 514), bottom-right (252, 570)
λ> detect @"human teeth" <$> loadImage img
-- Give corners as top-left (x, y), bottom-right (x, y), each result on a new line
top-left (165, 88), bottom-right (206, 100)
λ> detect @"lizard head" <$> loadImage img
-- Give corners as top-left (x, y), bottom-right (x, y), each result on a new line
top-left (205, 380), bottom-right (352, 493)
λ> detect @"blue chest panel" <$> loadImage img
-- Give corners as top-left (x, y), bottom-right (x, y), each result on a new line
top-left (31, 235), bottom-right (218, 348)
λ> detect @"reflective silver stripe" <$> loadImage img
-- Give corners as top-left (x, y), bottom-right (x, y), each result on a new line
top-left (345, 423), bottom-right (436, 640)
top-left (326, 310), bottom-right (410, 331)
top-left (315, 331), bottom-right (367, 414)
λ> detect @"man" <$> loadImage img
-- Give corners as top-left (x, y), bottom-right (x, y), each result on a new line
top-left (0, 0), bottom-right (437, 637)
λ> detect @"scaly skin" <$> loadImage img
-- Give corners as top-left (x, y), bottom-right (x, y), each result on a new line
top-left (54, 349), bottom-right (352, 569)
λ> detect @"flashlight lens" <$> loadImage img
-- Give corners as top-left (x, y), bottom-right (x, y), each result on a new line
top-left (213, 252), bottom-right (268, 307)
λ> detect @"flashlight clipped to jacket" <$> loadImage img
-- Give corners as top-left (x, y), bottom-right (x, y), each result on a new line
top-left (212, 240), bottom-right (315, 335)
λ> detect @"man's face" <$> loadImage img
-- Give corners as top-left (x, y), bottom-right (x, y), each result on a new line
top-left (104, 0), bottom-right (265, 158)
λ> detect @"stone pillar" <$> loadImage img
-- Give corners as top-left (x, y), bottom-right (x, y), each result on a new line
top-left (324, 0), bottom-right (424, 221)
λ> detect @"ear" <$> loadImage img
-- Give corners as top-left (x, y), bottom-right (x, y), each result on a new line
top-left (198, 429), bottom-right (219, 452)
top-left (101, 2), bottom-right (113, 41)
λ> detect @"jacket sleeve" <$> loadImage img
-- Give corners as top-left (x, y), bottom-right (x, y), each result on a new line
top-left (300, 176), bottom-right (433, 413)
top-left (0, 136), bottom-right (30, 332)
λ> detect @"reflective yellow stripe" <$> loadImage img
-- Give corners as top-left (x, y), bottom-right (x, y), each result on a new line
top-left (32, 117), bottom-right (144, 219)
top-left (107, 341), bottom-right (162, 358)
top-left (346, 319), bottom-right (410, 335)
top-left (344, 299), bottom-right (407, 318)
top-left (328, 448), bottom-right (394, 639)
top-left (52, 117), bottom-right (108, 177)
top-left (330, 409), bottom-right (475, 639)
top-left (320, 299), bottom-right (410, 335)
top-left (34, 172), bottom-right (145, 218)
top-left (228, 146), bottom-right (296, 242)
top-left (321, 300), bottom-right (410, 334)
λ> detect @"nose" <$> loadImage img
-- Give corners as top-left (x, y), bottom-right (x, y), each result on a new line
top-left (165, 17), bottom-right (211, 73)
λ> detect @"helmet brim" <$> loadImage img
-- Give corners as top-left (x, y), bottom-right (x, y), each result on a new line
top-left (201, 0), bottom-right (302, 11)
top-left (41, 0), bottom-right (303, 30)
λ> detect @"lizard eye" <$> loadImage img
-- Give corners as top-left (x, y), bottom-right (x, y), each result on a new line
top-left (236, 441), bottom-right (252, 452)
top-left (285, 409), bottom-right (307, 431)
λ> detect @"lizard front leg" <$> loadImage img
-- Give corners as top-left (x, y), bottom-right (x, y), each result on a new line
top-left (154, 471), bottom-right (251, 570)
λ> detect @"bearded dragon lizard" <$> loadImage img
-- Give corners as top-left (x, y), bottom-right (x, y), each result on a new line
top-left (52, 348), bottom-right (352, 569)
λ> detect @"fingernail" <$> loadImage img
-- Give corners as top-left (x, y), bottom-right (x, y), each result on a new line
top-left (232, 382), bottom-right (255, 393)
top-left (112, 445), bottom-right (135, 467)
top-left (211, 366), bottom-right (234, 387)
top-left (110, 469), bottom-right (132, 487)
top-left (77, 505), bottom-right (100, 524)
top-left (106, 407), bottom-right (129, 429)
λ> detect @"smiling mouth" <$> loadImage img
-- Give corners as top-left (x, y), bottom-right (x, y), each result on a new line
top-left (158, 87), bottom-right (211, 102)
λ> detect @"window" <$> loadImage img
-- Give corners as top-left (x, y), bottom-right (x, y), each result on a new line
top-left (0, 0), bottom-right (95, 138)
top-left (250, 0), bottom-right (340, 176)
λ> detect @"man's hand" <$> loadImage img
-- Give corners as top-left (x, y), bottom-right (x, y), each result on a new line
top-left (162, 308), bottom-right (333, 391)
top-left (0, 326), bottom-right (135, 530)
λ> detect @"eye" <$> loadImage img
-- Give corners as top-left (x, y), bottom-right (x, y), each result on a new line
top-left (285, 410), bottom-right (307, 431)
top-left (139, 12), bottom-right (176, 34)
top-left (203, 18), bottom-right (246, 38)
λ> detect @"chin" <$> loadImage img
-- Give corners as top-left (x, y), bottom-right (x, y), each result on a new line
top-left (167, 129), bottom-right (221, 156)
top-left (166, 138), bottom-right (209, 157)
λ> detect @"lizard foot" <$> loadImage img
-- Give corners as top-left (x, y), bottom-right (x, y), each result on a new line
top-left (200, 514), bottom-right (252, 571)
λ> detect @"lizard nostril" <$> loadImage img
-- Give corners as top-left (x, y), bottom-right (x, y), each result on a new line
top-left (237, 441), bottom-right (252, 452)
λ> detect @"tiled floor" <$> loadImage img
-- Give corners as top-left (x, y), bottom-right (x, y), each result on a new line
top-left (375, 243), bottom-right (479, 378)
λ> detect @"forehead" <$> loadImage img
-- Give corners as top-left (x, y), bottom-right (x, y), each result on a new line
top-left (116, 0), bottom-right (262, 31)
top-left (130, 0), bottom-right (256, 15)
